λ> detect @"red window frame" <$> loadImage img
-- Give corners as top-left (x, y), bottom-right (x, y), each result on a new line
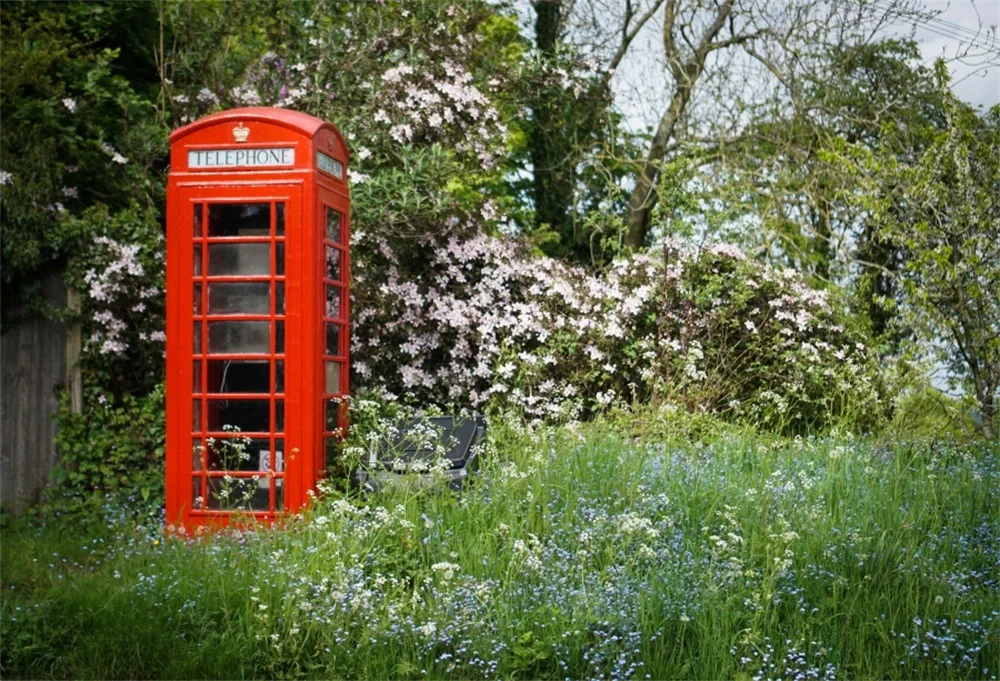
top-left (172, 185), bottom-right (303, 519)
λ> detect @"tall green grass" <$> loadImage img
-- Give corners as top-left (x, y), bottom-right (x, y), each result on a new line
top-left (2, 415), bottom-right (997, 679)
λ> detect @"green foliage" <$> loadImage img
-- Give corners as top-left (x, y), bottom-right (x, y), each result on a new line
top-left (605, 401), bottom-right (749, 446)
top-left (692, 40), bottom-right (947, 340)
top-left (889, 103), bottom-right (1000, 438)
top-left (0, 1), bottom-right (165, 316)
top-left (46, 385), bottom-right (165, 520)
top-left (834, 97), bottom-right (1000, 438)
top-left (159, 0), bottom-right (286, 114)
top-left (889, 386), bottom-right (981, 441)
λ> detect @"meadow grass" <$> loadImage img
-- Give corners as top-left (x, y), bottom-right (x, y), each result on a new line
top-left (2, 414), bottom-right (998, 680)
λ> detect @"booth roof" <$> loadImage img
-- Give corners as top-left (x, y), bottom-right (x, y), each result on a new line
top-left (169, 107), bottom-right (345, 152)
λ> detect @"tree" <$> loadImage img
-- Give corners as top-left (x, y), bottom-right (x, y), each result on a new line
top-left (0, 1), bottom-right (164, 321)
top-left (620, 0), bottom-right (927, 249)
top-left (694, 39), bottom-right (947, 346)
top-left (840, 97), bottom-right (1000, 437)
top-left (529, 0), bottom-right (575, 249)
top-left (525, 0), bottom-right (664, 264)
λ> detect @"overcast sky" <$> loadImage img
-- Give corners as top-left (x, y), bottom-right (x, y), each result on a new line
top-left (901, 0), bottom-right (999, 109)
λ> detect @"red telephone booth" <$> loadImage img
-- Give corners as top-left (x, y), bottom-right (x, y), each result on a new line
top-left (165, 107), bottom-right (349, 531)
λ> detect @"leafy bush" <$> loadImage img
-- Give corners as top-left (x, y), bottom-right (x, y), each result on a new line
top-left (0, 2), bottom-right (164, 316)
top-left (888, 385), bottom-right (981, 440)
top-left (47, 384), bottom-right (165, 519)
top-left (656, 245), bottom-right (887, 432)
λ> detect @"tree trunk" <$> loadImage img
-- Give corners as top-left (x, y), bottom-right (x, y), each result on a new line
top-left (531, 0), bottom-right (574, 252)
top-left (624, 85), bottom-right (692, 248)
top-left (623, 0), bottom-right (733, 248)
top-left (980, 392), bottom-right (996, 440)
top-left (857, 220), bottom-right (899, 346)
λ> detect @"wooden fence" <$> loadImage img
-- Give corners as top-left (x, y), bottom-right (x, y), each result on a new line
top-left (0, 272), bottom-right (81, 514)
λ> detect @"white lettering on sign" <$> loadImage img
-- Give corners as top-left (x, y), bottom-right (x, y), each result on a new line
top-left (316, 151), bottom-right (344, 179)
top-left (187, 147), bottom-right (295, 169)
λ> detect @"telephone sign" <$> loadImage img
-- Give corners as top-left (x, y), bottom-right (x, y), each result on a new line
top-left (187, 147), bottom-right (295, 168)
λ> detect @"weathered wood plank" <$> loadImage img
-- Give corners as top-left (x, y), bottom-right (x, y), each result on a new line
top-left (1, 272), bottom-right (70, 514)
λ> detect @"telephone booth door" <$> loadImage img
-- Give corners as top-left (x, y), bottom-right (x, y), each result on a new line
top-left (170, 184), bottom-right (305, 520)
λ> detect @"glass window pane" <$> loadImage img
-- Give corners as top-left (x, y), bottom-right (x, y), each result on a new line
top-left (325, 362), bottom-right (341, 394)
top-left (208, 282), bottom-right (270, 315)
top-left (193, 204), bottom-right (203, 238)
top-left (276, 242), bottom-right (285, 276)
top-left (326, 208), bottom-right (342, 242)
top-left (275, 400), bottom-right (284, 433)
top-left (274, 360), bottom-right (284, 393)
top-left (193, 245), bottom-right (202, 276)
top-left (275, 322), bottom-right (284, 354)
top-left (208, 243), bottom-right (270, 276)
top-left (276, 282), bottom-right (285, 315)
top-left (192, 439), bottom-right (204, 470)
top-left (193, 360), bottom-right (202, 393)
top-left (193, 283), bottom-right (202, 315)
top-left (276, 203), bottom-right (285, 236)
top-left (193, 399), bottom-right (202, 431)
top-left (325, 399), bottom-right (343, 431)
top-left (208, 203), bottom-right (270, 237)
top-left (193, 476), bottom-right (204, 510)
top-left (208, 321), bottom-right (269, 354)
top-left (325, 323), bottom-right (340, 356)
top-left (207, 399), bottom-right (269, 433)
top-left (193, 322), bottom-right (202, 354)
top-left (272, 440), bottom-right (284, 473)
top-left (207, 360), bottom-right (269, 393)
top-left (325, 285), bottom-right (341, 319)
top-left (275, 477), bottom-right (283, 511)
top-left (207, 437), bottom-right (269, 471)
top-left (206, 476), bottom-right (269, 511)
top-left (325, 247), bottom-right (340, 282)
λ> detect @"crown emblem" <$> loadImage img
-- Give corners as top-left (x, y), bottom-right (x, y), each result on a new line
top-left (232, 123), bottom-right (250, 142)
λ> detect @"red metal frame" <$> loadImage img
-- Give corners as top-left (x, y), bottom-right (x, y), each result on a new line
top-left (166, 108), bottom-right (349, 532)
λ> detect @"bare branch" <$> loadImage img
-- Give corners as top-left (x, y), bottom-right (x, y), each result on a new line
top-left (605, 0), bottom-right (667, 81)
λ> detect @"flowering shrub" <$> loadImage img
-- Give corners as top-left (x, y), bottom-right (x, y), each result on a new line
top-left (25, 204), bottom-right (169, 519)
top-left (352, 234), bottom-right (887, 433)
top-left (62, 205), bottom-right (165, 397)
top-left (167, 2), bottom-right (514, 178)
top-left (656, 244), bottom-right (887, 431)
